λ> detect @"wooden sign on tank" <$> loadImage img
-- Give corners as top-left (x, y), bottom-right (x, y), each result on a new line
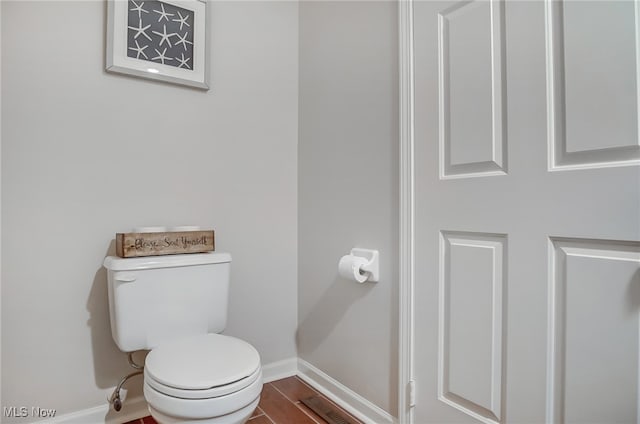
top-left (116, 230), bottom-right (215, 258)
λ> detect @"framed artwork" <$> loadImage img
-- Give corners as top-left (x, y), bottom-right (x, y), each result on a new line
top-left (106, 0), bottom-right (209, 90)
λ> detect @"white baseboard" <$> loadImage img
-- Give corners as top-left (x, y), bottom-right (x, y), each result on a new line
top-left (44, 394), bottom-right (148, 424)
top-left (261, 357), bottom-right (298, 383)
top-left (297, 359), bottom-right (395, 424)
top-left (39, 358), bottom-right (392, 424)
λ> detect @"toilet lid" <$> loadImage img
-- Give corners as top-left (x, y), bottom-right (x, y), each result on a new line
top-left (145, 334), bottom-right (261, 390)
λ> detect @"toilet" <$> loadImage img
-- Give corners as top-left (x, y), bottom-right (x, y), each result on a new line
top-left (103, 252), bottom-right (262, 424)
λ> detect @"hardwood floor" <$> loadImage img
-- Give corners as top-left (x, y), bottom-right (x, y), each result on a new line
top-left (125, 376), bottom-right (361, 424)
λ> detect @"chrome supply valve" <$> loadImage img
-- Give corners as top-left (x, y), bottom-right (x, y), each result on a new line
top-left (108, 351), bottom-right (145, 412)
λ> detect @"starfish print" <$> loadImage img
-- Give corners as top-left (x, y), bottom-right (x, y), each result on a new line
top-left (174, 53), bottom-right (191, 69)
top-left (129, 1), bottom-right (148, 19)
top-left (153, 3), bottom-right (174, 22)
top-left (128, 40), bottom-right (149, 59)
top-left (152, 24), bottom-right (175, 48)
top-left (128, 18), bottom-right (152, 41)
top-left (174, 32), bottom-right (193, 51)
top-left (152, 48), bottom-right (173, 65)
top-left (172, 11), bottom-right (190, 30)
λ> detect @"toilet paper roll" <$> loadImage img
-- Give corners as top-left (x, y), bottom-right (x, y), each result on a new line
top-left (338, 255), bottom-right (369, 283)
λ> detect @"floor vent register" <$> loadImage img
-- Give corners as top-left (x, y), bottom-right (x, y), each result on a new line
top-left (300, 396), bottom-right (359, 424)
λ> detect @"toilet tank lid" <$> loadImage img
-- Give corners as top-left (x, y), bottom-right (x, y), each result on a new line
top-left (103, 252), bottom-right (231, 271)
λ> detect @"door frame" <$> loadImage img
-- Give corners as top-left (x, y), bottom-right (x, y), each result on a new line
top-left (398, 1), bottom-right (415, 423)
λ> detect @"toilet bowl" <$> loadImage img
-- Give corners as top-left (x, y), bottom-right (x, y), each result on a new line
top-left (142, 333), bottom-right (262, 424)
top-left (146, 398), bottom-right (260, 424)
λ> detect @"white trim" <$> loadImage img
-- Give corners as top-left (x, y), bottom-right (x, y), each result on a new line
top-left (42, 395), bottom-right (148, 424)
top-left (297, 359), bottom-right (395, 424)
top-left (635, 0), bottom-right (640, 147)
top-left (398, 0), bottom-right (415, 424)
top-left (261, 357), bottom-right (298, 383)
top-left (0, 0), bottom-right (3, 413)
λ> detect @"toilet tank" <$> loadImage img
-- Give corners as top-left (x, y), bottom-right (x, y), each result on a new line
top-left (103, 252), bottom-right (232, 352)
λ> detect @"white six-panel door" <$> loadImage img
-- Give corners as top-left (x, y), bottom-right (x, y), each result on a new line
top-left (412, 0), bottom-right (640, 422)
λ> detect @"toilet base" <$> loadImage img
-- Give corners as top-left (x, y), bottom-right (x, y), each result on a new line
top-left (148, 396), bottom-right (260, 424)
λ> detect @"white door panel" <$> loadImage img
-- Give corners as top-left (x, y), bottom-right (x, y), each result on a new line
top-left (548, 239), bottom-right (640, 424)
top-left (547, 0), bottom-right (640, 168)
top-left (413, 0), bottom-right (640, 423)
top-left (439, 0), bottom-right (506, 178)
top-left (439, 232), bottom-right (507, 422)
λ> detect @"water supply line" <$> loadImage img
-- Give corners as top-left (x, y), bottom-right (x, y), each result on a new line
top-left (109, 351), bottom-right (144, 412)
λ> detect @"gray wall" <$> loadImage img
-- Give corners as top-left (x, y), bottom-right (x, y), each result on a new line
top-left (1, 1), bottom-right (298, 420)
top-left (298, 1), bottom-right (399, 416)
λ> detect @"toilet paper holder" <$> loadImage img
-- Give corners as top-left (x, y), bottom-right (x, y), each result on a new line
top-left (341, 248), bottom-right (379, 283)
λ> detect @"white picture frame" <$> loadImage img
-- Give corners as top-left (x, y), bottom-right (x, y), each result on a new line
top-left (106, 0), bottom-right (209, 90)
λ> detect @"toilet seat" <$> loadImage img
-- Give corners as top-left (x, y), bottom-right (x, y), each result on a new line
top-left (145, 333), bottom-right (261, 391)
top-left (143, 333), bottom-right (263, 421)
top-left (146, 366), bottom-right (262, 399)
